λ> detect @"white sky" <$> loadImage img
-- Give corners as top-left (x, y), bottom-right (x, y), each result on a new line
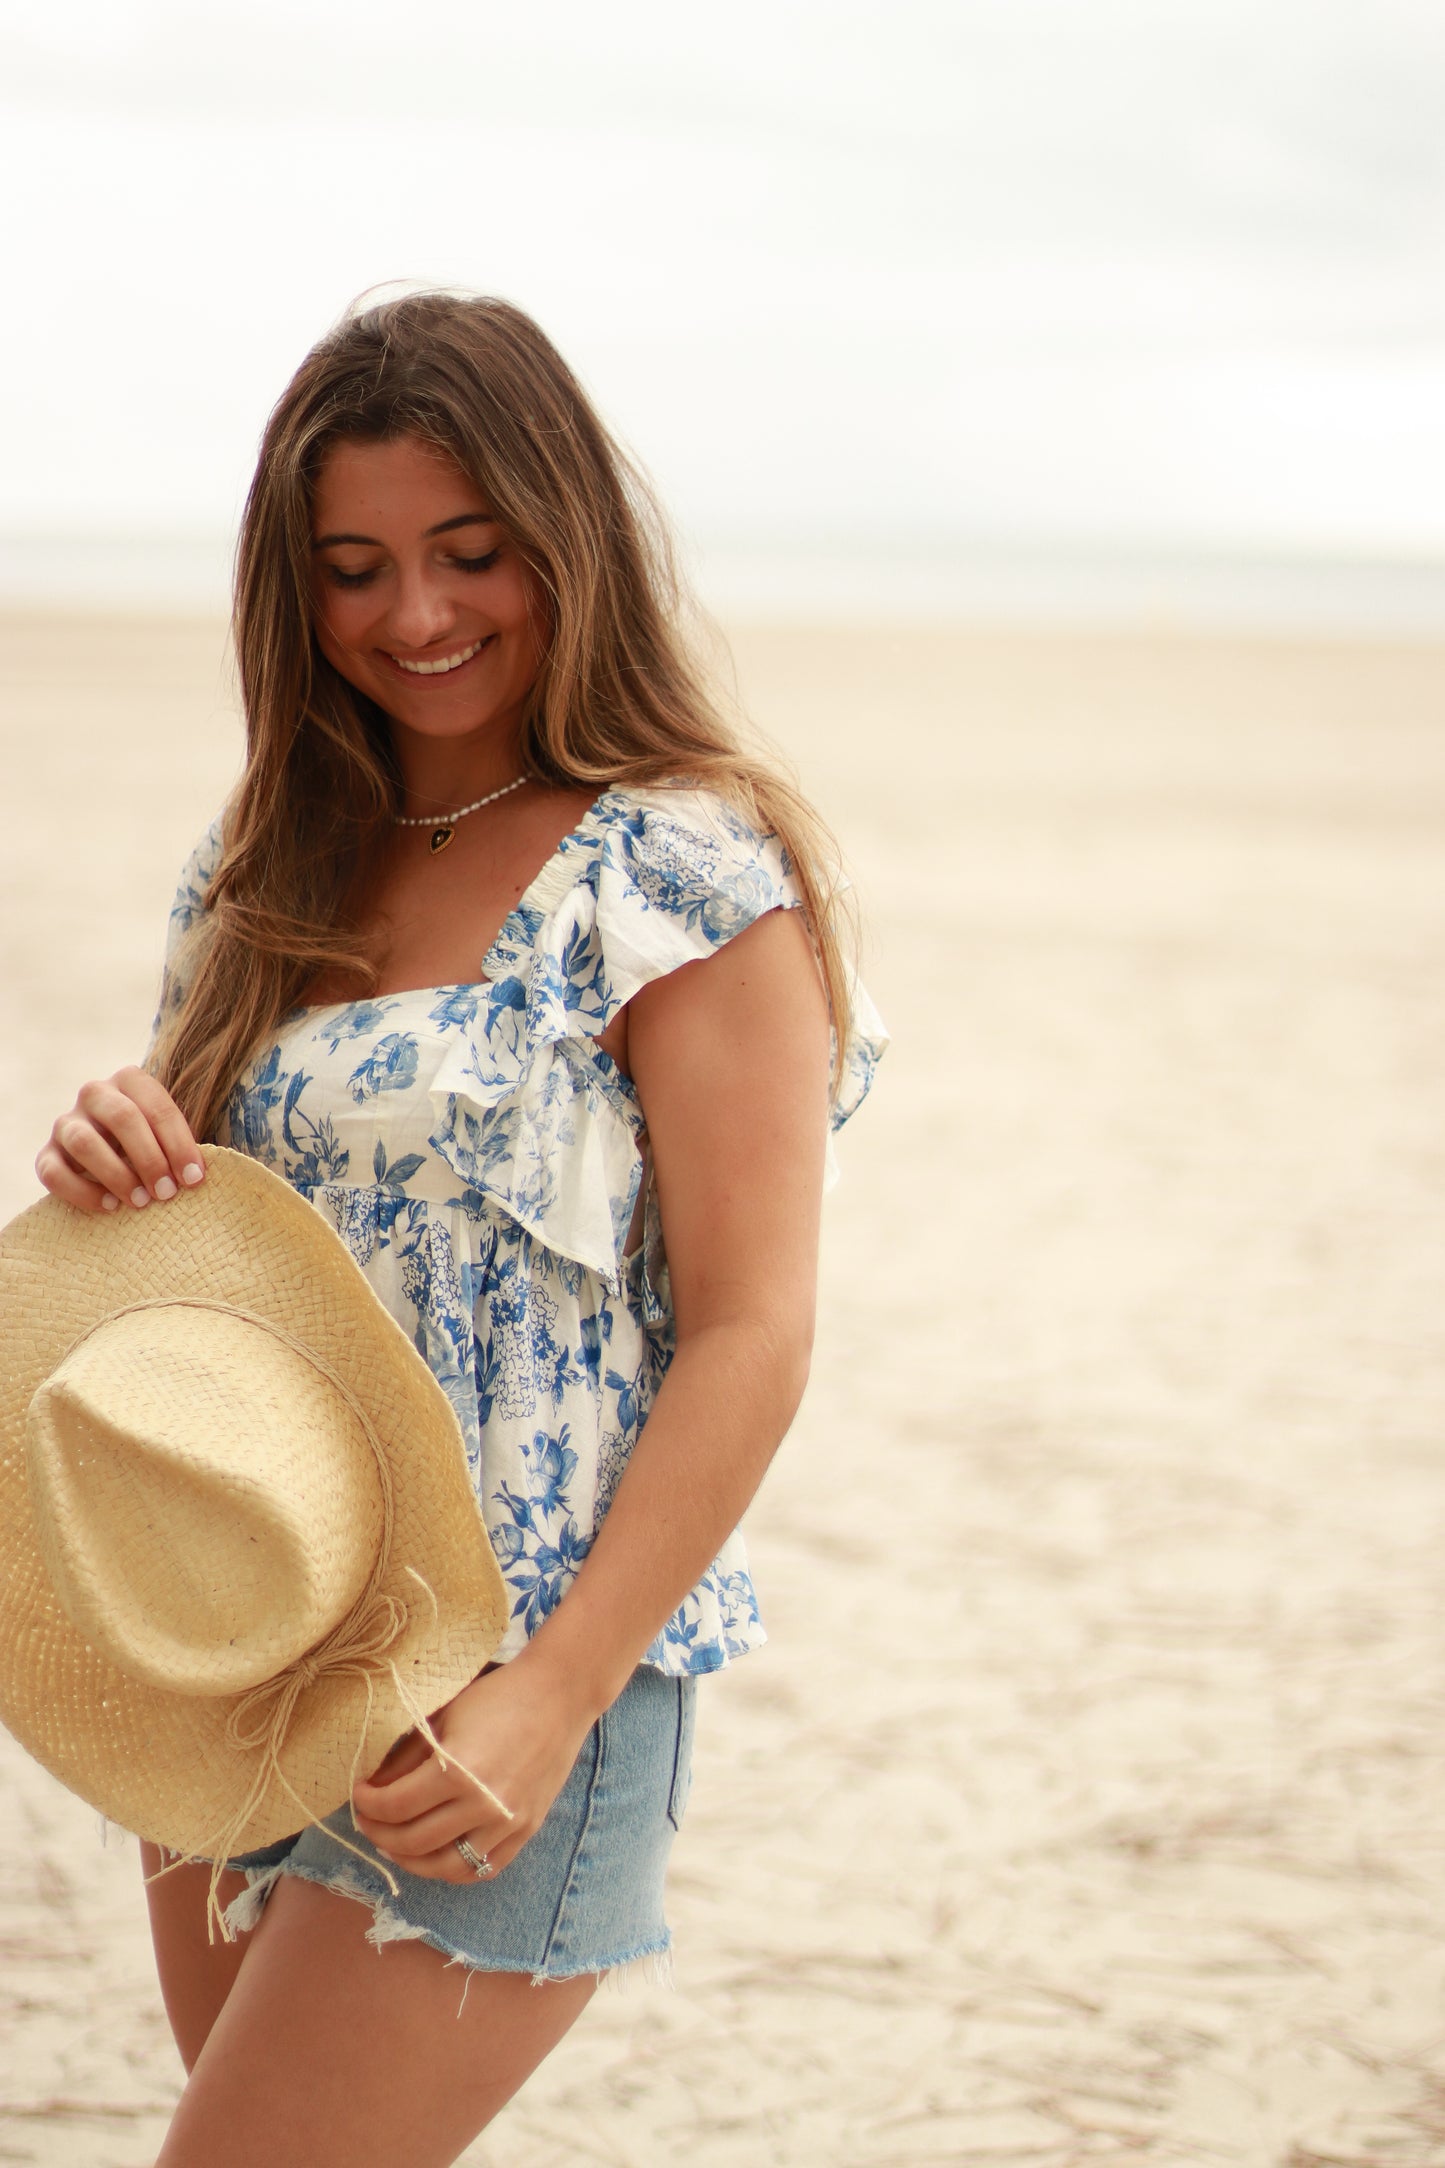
top-left (4, 0), bottom-right (1445, 594)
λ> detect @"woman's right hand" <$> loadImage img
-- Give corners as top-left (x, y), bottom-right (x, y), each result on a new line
top-left (35, 1067), bottom-right (207, 1215)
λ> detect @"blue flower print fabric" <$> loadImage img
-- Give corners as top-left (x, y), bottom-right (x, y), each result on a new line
top-left (147, 786), bottom-right (888, 1674)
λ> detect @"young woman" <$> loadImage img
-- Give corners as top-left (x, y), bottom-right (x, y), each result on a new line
top-left (33, 291), bottom-right (883, 2166)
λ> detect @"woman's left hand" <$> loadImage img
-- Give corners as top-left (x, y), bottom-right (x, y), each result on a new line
top-left (349, 1655), bottom-right (595, 1881)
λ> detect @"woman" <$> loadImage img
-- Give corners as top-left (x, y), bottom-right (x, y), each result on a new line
top-left (33, 291), bottom-right (883, 2166)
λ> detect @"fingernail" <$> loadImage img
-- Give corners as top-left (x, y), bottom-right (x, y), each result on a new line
top-left (182, 1162), bottom-right (204, 1186)
top-left (154, 1175), bottom-right (177, 1200)
top-left (101, 1194), bottom-right (119, 1212)
top-left (130, 1186), bottom-right (150, 1208)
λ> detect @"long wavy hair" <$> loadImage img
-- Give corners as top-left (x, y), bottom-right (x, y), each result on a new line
top-left (148, 290), bottom-right (855, 1140)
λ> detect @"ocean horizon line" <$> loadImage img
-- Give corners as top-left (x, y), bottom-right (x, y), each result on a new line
top-left (3, 530), bottom-right (1445, 637)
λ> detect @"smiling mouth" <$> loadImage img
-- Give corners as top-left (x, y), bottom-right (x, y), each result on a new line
top-left (385, 636), bottom-right (492, 677)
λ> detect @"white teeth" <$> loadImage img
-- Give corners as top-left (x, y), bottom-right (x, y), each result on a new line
top-left (391, 639), bottom-right (484, 676)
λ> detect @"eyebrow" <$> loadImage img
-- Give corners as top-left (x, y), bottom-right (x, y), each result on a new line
top-left (311, 512), bottom-right (498, 549)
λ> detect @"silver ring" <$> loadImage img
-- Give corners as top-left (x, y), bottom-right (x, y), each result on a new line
top-left (455, 1836), bottom-right (495, 1879)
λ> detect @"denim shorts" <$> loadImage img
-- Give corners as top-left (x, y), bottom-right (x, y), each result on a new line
top-left (221, 1664), bottom-right (698, 1985)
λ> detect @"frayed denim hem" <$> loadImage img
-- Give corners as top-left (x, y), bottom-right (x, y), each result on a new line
top-left (221, 1854), bottom-right (676, 2010)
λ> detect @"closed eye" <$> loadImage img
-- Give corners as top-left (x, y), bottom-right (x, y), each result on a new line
top-left (323, 548), bottom-right (501, 591)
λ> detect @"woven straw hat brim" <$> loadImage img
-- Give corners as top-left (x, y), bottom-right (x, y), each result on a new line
top-left (0, 1145), bottom-right (508, 1857)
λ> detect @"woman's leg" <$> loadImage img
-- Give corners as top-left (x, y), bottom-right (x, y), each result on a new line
top-left (153, 1873), bottom-right (598, 2168)
top-left (140, 1842), bottom-right (256, 2074)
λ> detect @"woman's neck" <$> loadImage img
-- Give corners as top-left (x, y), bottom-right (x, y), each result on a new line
top-left (390, 718), bottom-right (527, 817)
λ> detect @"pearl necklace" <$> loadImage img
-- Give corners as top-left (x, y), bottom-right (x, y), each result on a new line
top-left (393, 774), bottom-right (528, 856)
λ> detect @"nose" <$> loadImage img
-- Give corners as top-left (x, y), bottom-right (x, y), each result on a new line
top-left (384, 564), bottom-right (456, 652)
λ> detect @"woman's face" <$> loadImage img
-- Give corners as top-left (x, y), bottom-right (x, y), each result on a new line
top-left (309, 434), bottom-right (546, 755)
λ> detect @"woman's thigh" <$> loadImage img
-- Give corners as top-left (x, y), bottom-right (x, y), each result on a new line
top-left (154, 1873), bottom-right (597, 2168)
top-left (140, 1842), bottom-right (255, 2074)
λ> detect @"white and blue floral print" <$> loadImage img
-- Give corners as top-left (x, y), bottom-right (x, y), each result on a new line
top-left (148, 787), bottom-right (887, 1675)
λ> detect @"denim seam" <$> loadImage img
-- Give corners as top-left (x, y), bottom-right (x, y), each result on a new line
top-left (677, 1679), bottom-right (687, 1819)
top-left (667, 1678), bottom-right (692, 1830)
top-left (537, 1705), bottom-right (607, 1976)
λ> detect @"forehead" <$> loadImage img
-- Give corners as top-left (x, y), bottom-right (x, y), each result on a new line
top-left (311, 436), bottom-right (484, 530)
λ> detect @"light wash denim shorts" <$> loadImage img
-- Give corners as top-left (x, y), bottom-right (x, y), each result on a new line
top-left (221, 1664), bottom-right (698, 1985)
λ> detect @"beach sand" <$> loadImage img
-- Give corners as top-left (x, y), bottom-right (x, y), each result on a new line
top-left (2, 612), bottom-right (1444, 2165)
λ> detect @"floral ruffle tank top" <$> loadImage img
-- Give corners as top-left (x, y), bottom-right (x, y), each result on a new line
top-left (147, 786), bottom-right (887, 1674)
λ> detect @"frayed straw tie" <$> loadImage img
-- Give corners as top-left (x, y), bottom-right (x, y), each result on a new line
top-left (64, 1298), bottom-right (512, 1944)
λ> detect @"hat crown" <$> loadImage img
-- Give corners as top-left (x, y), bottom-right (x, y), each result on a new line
top-left (25, 1303), bottom-right (385, 1696)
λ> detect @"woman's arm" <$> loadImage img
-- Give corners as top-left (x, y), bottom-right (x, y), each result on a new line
top-left (351, 903), bottom-right (831, 1874)
top-left (520, 898), bottom-right (831, 1707)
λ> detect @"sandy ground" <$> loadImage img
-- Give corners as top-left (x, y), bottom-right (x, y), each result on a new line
top-left (2, 613), bottom-right (1444, 2166)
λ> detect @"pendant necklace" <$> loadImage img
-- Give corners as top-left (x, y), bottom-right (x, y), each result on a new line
top-left (393, 774), bottom-right (528, 856)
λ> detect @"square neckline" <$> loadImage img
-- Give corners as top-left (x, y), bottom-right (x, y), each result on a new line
top-left (285, 788), bottom-right (615, 1019)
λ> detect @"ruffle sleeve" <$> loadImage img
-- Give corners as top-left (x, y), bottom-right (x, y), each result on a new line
top-left (425, 981), bottom-right (642, 1287)
top-left (426, 786), bottom-right (886, 1278)
top-left (829, 975), bottom-right (889, 1139)
top-left (143, 809), bottom-right (226, 1065)
top-left (572, 785), bottom-right (890, 1155)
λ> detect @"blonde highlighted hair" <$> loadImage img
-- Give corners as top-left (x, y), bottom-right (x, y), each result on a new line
top-left (148, 290), bottom-right (854, 1138)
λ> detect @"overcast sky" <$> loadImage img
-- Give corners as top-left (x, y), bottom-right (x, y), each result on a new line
top-left (4, 0), bottom-right (1445, 605)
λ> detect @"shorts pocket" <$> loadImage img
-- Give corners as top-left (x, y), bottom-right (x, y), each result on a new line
top-left (667, 1677), bottom-right (698, 1831)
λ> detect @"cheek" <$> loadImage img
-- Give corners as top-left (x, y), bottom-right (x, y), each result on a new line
top-left (311, 588), bottom-right (371, 670)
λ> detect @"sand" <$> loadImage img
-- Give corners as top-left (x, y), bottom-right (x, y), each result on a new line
top-left (2, 612), bottom-right (1444, 2166)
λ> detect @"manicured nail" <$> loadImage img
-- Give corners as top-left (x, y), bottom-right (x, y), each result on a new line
top-left (154, 1175), bottom-right (177, 1200)
top-left (182, 1162), bottom-right (204, 1186)
top-left (130, 1186), bottom-right (150, 1208)
top-left (101, 1194), bottom-right (119, 1212)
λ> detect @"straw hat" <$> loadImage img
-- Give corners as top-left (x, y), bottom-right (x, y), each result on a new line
top-left (0, 1143), bottom-right (508, 1875)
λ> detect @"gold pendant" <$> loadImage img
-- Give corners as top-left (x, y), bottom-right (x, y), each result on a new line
top-left (429, 826), bottom-right (455, 855)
